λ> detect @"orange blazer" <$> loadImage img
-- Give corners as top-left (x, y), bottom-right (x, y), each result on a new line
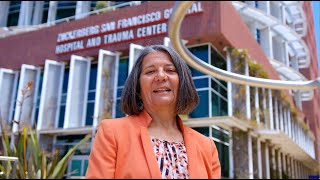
top-left (86, 109), bottom-right (221, 179)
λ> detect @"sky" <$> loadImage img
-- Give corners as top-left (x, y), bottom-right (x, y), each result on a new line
top-left (311, 1), bottom-right (320, 73)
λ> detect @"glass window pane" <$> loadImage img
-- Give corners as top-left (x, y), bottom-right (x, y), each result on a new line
top-left (193, 77), bottom-right (209, 88)
top-left (89, 64), bottom-right (98, 90)
top-left (192, 127), bottom-right (209, 137)
top-left (212, 127), bottom-right (221, 140)
top-left (58, 105), bottom-right (65, 128)
top-left (210, 47), bottom-right (226, 70)
top-left (71, 160), bottom-right (82, 176)
top-left (7, 12), bottom-right (19, 26)
top-left (117, 88), bottom-right (123, 98)
top-left (34, 72), bottom-right (43, 127)
top-left (116, 99), bottom-right (125, 118)
top-left (188, 45), bottom-right (209, 77)
top-left (118, 58), bottom-right (129, 87)
top-left (221, 99), bottom-right (228, 116)
top-left (83, 160), bottom-right (89, 176)
top-left (211, 92), bottom-right (219, 116)
top-left (87, 91), bottom-right (96, 101)
top-left (86, 102), bottom-right (94, 125)
top-left (189, 90), bottom-right (209, 118)
top-left (213, 141), bottom-right (229, 178)
top-left (62, 70), bottom-right (69, 93)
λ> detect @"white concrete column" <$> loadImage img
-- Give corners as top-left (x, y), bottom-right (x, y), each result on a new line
top-left (262, 88), bottom-right (267, 125)
top-left (287, 156), bottom-right (291, 178)
top-left (277, 149), bottom-right (282, 178)
top-left (291, 56), bottom-right (299, 71)
top-left (260, 27), bottom-right (274, 59)
top-left (227, 53), bottom-right (233, 117)
top-left (0, 1), bottom-right (10, 27)
top-left (283, 41), bottom-right (290, 67)
top-left (296, 124), bottom-right (299, 145)
top-left (299, 127), bottom-right (302, 147)
top-left (298, 161), bottom-right (301, 179)
top-left (296, 122), bottom-right (299, 144)
top-left (294, 160), bottom-right (298, 178)
top-left (257, 138), bottom-right (263, 179)
top-left (274, 97), bottom-right (279, 130)
top-left (255, 87), bottom-right (260, 124)
top-left (293, 121), bottom-right (297, 143)
top-left (294, 91), bottom-right (302, 110)
top-left (229, 129), bottom-right (234, 178)
top-left (265, 142), bottom-right (270, 179)
top-left (247, 21), bottom-right (260, 43)
top-left (290, 158), bottom-right (294, 178)
top-left (287, 109), bottom-right (292, 139)
top-left (75, 1), bottom-right (91, 20)
top-left (279, 103), bottom-right (284, 132)
top-left (272, 37), bottom-right (284, 63)
top-left (271, 146), bottom-right (276, 178)
top-left (280, 4), bottom-right (286, 24)
top-left (248, 132), bottom-right (254, 179)
top-left (268, 89), bottom-right (274, 130)
top-left (270, 1), bottom-right (281, 20)
top-left (245, 60), bottom-right (251, 120)
top-left (282, 153), bottom-right (286, 178)
top-left (47, 1), bottom-right (58, 24)
top-left (18, 1), bottom-right (34, 26)
top-left (32, 1), bottom-right (44, 25)
top-left (283, 107), bottom-right (288, 135)
top-left (292, 159), bottom-right (295, 179)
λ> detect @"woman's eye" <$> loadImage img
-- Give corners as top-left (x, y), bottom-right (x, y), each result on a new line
top-left (146, 70), bottom-right (154, 74)
top-left (167, 69), bottom-right (176, 72)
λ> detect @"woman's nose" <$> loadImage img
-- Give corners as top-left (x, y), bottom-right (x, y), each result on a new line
top-left (154, 70), bottom-right (168, 81)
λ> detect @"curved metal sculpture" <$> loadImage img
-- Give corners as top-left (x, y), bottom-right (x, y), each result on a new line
top-left (168, 1), bottom-right (320, 90)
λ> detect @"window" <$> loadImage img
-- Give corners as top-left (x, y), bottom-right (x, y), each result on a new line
top-left (211, 126), bottom-right (230, 178)
top-left (56, 1), bottom-right (77, 20)
top-left (55, 134), bottom-right (91, 177)
top-left (192, 127), bottom-right (209, 137)
top-left (34, 72), bottom-right (44, 127)
top-left (55, 134), bottom-right (91, 156)
top-left (116, 57), bottom-right (129, 118)
top-left (58, 69), bottom-right (69, 128)
top-left (192, 126), bottom-right (230, 178)
top-left (190, 90), bottom-right (209, 118)
top-left (7, 1), bottom-right (20, 26)
top-left (256, 29), bottom-right (261, 44)
top-left (188, 44), bottom-right (228, 118)
top-left (188, 45), bottom-right (209, 77)
top-left (86, 63), bottom-right (98, 126)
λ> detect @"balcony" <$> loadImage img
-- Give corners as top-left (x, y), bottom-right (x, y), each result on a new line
top-left (232, 1), bottom-right (310, 69)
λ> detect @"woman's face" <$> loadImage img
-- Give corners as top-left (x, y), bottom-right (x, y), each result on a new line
top-left (139, 51), bottom-right (179, 111)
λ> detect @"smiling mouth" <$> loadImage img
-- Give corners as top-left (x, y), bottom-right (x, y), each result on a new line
top-left (153, 88), bottom-right (171, 93)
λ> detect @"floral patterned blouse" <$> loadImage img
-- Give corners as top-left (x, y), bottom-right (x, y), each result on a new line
top-left (151, 137), bottom-right (189, 179)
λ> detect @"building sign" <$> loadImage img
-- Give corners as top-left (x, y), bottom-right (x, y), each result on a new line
top-left (55, 2), bottom-right (203, 55)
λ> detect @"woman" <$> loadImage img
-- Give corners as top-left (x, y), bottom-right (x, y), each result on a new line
top-left (86, 45), bottom-right (221, 179)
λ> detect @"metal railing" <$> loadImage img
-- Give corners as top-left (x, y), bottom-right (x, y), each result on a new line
top-left (0, 1), bottom-right (143, 39)
top-left (0, 156), bottom-right (18, 178)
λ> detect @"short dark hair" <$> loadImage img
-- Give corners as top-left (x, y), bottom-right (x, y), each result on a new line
top-left (121, 45), bottom-right (199, 115)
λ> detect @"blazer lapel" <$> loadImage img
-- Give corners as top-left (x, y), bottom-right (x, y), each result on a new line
top-left (137, 110), bottom-right (161, 178)
top-left (183, 130), bottom-right (197, 178)
top-left (140, 127), bottom-right (162, 178)
top-left (137, 111), bottom-right (197, 178)
top-left (177, 117), bottom-right (197, 178)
